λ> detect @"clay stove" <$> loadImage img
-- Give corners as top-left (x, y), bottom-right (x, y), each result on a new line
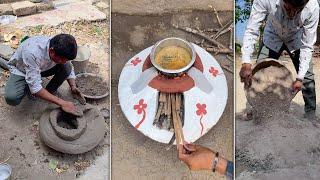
top-left (118, 42), bottom-right (228, 144)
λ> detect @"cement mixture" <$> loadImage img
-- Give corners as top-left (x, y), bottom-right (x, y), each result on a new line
top-left (76, 75), bottom-right (108, 97)
top-left (236, 56), bottom-right (320, 179)
top-left (246, 63), bottom-right (294, 118)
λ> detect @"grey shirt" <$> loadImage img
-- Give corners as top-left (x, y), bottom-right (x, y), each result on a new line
top-left (242, 0), bottom-right (319, 79)
top-left (8, 36), bottom-right (76, 94)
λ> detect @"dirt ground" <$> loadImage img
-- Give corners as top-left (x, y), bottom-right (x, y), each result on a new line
top-left (111, 9), bottom-right (234, 180)
top-left (235, 55), bottom-right (320, 179)
top-left (112, 0), bottom-right (233, 15)
top-left (0, 1), bottom-right (110, 179)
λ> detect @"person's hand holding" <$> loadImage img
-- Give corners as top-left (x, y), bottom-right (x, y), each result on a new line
top-left (61, 100), bottom-right (83, 117)
top-left (292, 79), bottom-right (303, 94)
top-left (178, 144), bottom-right (214, 171)
top-left (71, 86), bottom-right (86, 105)
top-left (239, 63), bottom-right (252, 89)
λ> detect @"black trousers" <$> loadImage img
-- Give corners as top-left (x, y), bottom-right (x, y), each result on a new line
top-left (41, 62), bottom-right (72, 93)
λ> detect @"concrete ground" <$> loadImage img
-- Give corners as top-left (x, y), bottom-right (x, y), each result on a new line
top-left (235, 55), bottom-right (320, 179)
top-left (111, 4), bottom-right (233, 180)
top-left (0, 0), bottom-right (110, 179)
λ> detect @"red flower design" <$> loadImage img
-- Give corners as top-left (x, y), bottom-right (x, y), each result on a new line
top-left (196, 103), bottom-right (207, 116)
top-left (134, 99), bottom-right (147, 114)
top-left (209, 67), bottom-right (219, 77)
top-left (134, 99), bottom-right (147, 129)
top-left (196, 103), bottom-right (207, 135)
top-left (131, 57), bottom-right (142, 66)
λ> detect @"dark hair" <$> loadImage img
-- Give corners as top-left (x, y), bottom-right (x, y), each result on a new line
top-left (284, 0), bottom-right (309, 7)
top-left (49, 34), bottom-right (77, 60)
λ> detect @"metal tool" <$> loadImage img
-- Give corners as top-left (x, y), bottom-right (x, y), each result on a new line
top-left (187, 67), bottom-right (213, 94)
top-left (130, 67), bottom-right (158, 94)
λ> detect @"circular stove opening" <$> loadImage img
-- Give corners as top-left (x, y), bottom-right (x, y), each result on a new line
top-left (57, 112), bottom-right (79, 129)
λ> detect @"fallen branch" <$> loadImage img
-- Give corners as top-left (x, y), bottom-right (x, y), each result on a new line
top-left (214, 20), bottom-right (233, 39)
top-left (172, 24), bottom-right (230, 50)
top-left (209, 5), bottom-right (223, 27)
top-left (0, 155), bottom-right (11, 164)
top-left (205, 47), bottom-right (233, 55)
top-left (222, 65), bottom-right (233, 74)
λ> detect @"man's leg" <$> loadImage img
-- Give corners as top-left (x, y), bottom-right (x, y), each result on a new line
top-left (41, 62), bottom-right (72, 94)
top-left (4, 74), bottom-right (28, 106)
top-left (287, 49), bottom-right (316, 114)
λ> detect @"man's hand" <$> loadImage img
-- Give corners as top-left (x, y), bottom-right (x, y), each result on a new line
top-left (71, 86), bottom-right (86, 105)
top-left (61, 101), bottom-right (83, 117)
top-left (292, 79), bottom-right (303, 94)
top-left (178, 144), bottom-right (214, 171)
top-left (239, 63), bottom-right (252, 89)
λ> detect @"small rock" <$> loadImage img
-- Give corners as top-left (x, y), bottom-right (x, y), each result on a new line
top-left (11, 1), bottom-right (37, 16)
top-left (100, 107), bottom-right (110, 119)
top-left (0, 43), bottom-right (15, 60)
top-left (95, 2), bottom-right (108, 9)
top-left (0, 4), bottom-right (13, 15)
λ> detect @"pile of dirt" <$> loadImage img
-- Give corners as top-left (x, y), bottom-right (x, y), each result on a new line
top-left (246, 65), bottom-right (294, 116)
top-left (76, 75), bottom-right (108, 97)
top-left (236, 112), bottom-right (320, 179)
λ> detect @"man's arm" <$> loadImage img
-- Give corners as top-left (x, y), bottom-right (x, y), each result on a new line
top-left (297, 7), bottom-right (319, 80)
top-left (241, 0), bottom-right (269, 63)
top-left (22, 53), bottom-right (81, 116)
top-left (240, 0), bottom-right (269, 88)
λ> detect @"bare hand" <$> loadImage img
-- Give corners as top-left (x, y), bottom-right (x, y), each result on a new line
top-left (61, 101), bottom-right (83, 117)
top-left (239, 63), bottom-right (252, 89)
top-left (71, 86), bottom-right (86, 105)
top-left (292, 79), bottom-right (303, 94)
top-left (178, 144), bottom-right (214, 171)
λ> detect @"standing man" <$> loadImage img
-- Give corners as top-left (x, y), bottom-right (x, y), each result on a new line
top-left (240, 0), bottom-right (319, 121)
top-left (5, 34), bottom-right (85, 116)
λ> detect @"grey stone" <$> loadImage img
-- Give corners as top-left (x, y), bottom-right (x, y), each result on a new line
top-left (11, 1), bottom-right (37, 16)
top-left (36, 1), bottom-right (53, 12)
top-left (0, 43), bottom-right (15, 60)
top-left (0, 4), bottom-right (13, 15)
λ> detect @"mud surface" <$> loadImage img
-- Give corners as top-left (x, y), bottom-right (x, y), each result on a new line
top-left (40, 105), bottom-right (105, 154)
top-left (236, 56), bottom-right (320, 179)
top-left (112, 10), bottom-right (233, 180)
top-left (76, 75), bottom-right (108, 97)
top-left (112, 0), bottom-right (233, 15)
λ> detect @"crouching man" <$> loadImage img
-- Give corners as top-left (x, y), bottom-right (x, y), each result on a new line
top-left (5, 34), bottom-right (84, 116)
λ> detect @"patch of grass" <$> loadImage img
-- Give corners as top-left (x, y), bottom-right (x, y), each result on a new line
top-left (31, 25), bottom-right (43, 34)
top-left (92, 25), bottom-right (102, 36)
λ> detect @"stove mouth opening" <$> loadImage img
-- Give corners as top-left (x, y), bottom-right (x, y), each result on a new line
top-left (153, 92), bottom-right (184, 132)
top-left (57, 112), bottom-right (79, 130)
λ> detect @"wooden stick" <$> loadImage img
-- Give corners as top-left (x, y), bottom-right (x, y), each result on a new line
top-left (213, 7), bottom-right (223, 27)
top-left (171, 93), bottom-right (184, 145)
top-left (222, 65), bottom-right (234, 74)
top-left (172, 24), bottom-right (230, 50)
top-left (205, 47), bottom-right (233, 55)
top-left (214, 21), bottom-right (233, 39)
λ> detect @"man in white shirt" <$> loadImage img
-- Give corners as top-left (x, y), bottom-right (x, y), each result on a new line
top-left (5, 34), bottom-right (85, 116)
top-left (240, 0), bottom-right (319, 120)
